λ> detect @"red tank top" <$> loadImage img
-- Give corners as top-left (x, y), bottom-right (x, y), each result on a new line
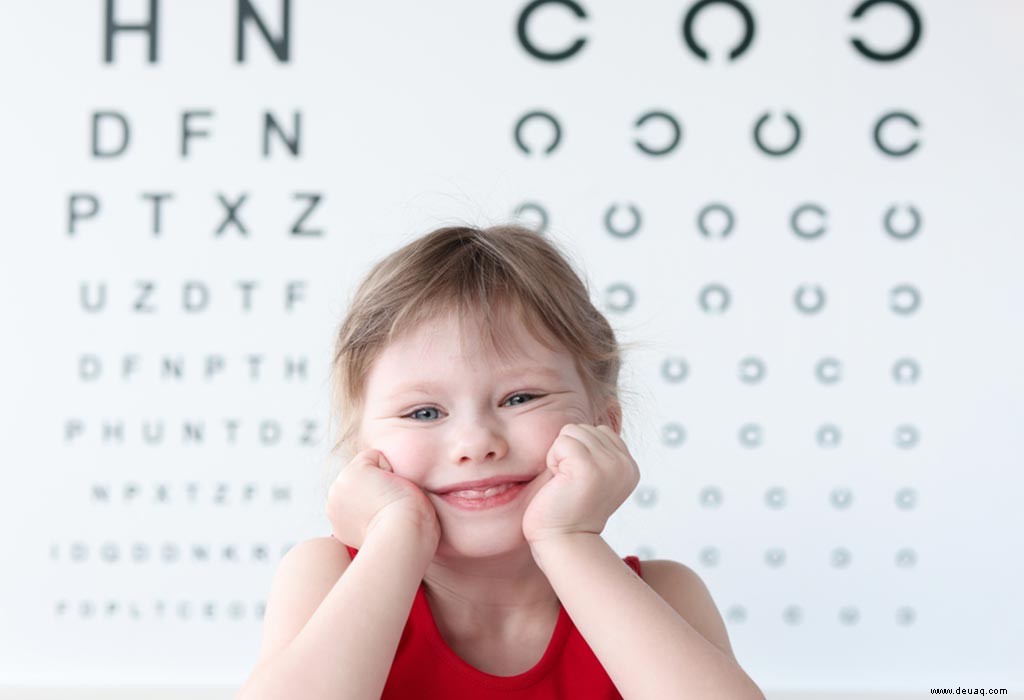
top-left (341, 542), bottom-right (639, 698)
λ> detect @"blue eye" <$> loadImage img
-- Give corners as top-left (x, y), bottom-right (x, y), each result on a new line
top-left (403, 393), bottom-right (542, 421)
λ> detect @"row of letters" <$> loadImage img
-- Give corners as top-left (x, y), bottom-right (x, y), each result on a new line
top-left (64, 418), bottom-right (321, 445)
top-left (98, 0), bottom-right (924, 65)
top-left (90, 482), bottom-right (292, 504)
top-left (78, 354), bottom-right (311, 381)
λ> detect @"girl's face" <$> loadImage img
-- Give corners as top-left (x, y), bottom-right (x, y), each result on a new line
top-left (355, 310), bottom-right (605, 556)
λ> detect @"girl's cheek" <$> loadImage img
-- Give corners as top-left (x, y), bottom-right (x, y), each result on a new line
top-left (388, 442), bottom-right (434, 480)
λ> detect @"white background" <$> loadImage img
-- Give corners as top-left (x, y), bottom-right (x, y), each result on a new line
top-left (1, 0), bottom-right (1022, 696)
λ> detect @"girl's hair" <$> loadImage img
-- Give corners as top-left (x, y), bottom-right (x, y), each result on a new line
top-left (326, 222), bottom-right (645, 471)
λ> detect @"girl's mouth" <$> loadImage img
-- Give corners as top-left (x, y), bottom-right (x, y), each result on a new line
top-left (436, 480), bottom-right (531, 511)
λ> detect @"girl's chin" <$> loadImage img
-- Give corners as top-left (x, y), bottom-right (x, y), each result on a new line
top-left (436, 530), bottom-right (529, 554)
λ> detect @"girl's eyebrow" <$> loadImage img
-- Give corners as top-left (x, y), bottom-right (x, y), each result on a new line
top-left (386, 366), bottom-right (561, 398)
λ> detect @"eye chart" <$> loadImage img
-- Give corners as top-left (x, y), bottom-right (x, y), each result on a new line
top-left (1, 0), bottom-right (1021, 694)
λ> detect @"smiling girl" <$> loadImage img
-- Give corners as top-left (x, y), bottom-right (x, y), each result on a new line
top-left (236, 224), bottom-right (765, 699)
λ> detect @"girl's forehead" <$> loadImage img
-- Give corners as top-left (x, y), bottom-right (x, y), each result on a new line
top-left (399, 307), bottom-right (555, 358)
top-left (370, 313), bottom-right (571, 386)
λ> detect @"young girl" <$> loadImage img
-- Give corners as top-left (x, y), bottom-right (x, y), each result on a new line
top-left (237, 224), bottom-right (765, 699)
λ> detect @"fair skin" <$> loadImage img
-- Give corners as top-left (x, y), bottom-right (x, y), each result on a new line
top-left (354, 308), bottom-right (619, 649)
top-left (343, 307), bottom-right (764, 696)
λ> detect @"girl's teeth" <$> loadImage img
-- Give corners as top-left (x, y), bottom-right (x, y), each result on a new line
top-left (449, 482), bottom-right (517, 499)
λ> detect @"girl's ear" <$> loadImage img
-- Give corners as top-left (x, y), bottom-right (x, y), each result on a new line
top-left (597, 398), bottom-right (623, 435)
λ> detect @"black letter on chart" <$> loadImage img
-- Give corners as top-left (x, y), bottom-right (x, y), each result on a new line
top-left (263, 112), bottom-right (302, 157)
top-left (181, 111), bottom-right (213, 158)
top-left (92, 112), bottom-right (130, 157)
top-left (104, 0), bottom-right (159, 63)
top-left (291, 194), bottom-right (323, 237)
top-left (237, 0), bottom-right (292, 62)
top-left (517, 0), bottom-right (588, 62)
top-left (215, 194), bottom-right (250, 236)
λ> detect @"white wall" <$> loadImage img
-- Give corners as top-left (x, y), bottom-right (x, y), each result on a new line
top-left (1, 0), bottom-right (1021, 695)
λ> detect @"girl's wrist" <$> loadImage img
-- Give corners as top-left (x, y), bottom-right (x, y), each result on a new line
top-left (367, 511), bottom-right (440, 557)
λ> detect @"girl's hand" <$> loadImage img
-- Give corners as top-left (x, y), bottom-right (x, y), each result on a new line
top-left (521, 423), bottom-right (640, 546)
top-left (327, 449), bottom-right (441, 552)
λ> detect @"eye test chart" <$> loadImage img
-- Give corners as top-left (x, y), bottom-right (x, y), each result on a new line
top-left (1, 0), bottom-right (1022, 696)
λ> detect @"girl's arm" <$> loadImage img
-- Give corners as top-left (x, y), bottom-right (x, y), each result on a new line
top-left (236, 519), bottom-right (437, 700)
top-left (531, 533), bottom-right (766, 700)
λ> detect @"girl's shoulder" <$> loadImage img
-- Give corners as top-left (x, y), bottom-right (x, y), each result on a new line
top-left (639, 558), bottom-right (736, 662)
top-left (251, 536), bottom-right (353, 670)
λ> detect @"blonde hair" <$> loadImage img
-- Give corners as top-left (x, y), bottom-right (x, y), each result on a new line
top-left (326, 223), bottom-right (644, 471)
